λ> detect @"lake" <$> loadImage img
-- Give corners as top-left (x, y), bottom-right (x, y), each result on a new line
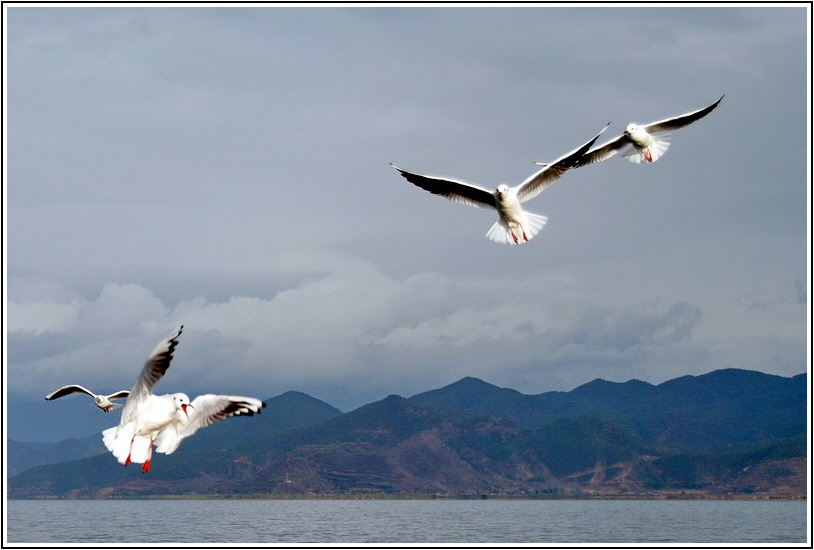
top-left (5, 498), bottom-right (808, 544)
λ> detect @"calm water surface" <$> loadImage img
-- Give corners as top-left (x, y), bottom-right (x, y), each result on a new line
top-left (5, 498), bottom-right (809, 544)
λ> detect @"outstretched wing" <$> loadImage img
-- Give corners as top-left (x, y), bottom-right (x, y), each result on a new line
top-left (156, 394), bottom-right (265, 455)
top-left (517, 123), bottom-right (610, 203)
top-left (391, 163), bottom-right (496, 209)
top-left (643, 95), bottom-right (724, 134)
top-left (129, 325), bottom-right (183, 397)
top-left (570, 132), bottom-right (630, 167)
top-left (45, 385), bottom-right (95, 400)
top-left (186, 394), bottom-right (265, 432)
top-left (120, 326), bottom-right (184, 425)
top-left (106, 390), bottom-right (131, 401)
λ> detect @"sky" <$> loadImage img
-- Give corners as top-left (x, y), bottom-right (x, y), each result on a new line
top-left (4, 4), bottom-right (810, 442)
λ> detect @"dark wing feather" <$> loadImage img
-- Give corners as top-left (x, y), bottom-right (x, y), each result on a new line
top-left (129, 325), bottom-right (183, 397)
top-left (391, 164), bottom-right (496, 209)
top-left (517, 123), bottom-right (610, 202)
top-left (570, 133), bottom-right (631, 167)
top-left (45, 385), bottom-right (95, 400)
top-left (106, 390), bottom-right (131, 400)
top-left (644, 95), bottom-right (724, 134)
top-left (183, 395), bottom-right (266, 435)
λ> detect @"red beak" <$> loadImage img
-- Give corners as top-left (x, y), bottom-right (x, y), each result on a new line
top-left (181, 403), bottom-right (193, 418)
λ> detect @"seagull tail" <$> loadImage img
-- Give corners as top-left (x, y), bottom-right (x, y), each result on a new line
top-left (485, 212), bottom-right (547, 245)
top-left (103, 425), bottom-right (131, 464)
top-left (486, 219), bottom-right (512, 244)
top-left (520, 212), bottom-right (548, 242)
top-left (128, 436), bottom-right (153, 464)
top-left (103, 424), bottom-right (152, 465)
top-left (623, 134), bottom-right (672, 164)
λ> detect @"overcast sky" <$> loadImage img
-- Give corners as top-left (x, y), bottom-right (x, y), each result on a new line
top-left (5, 4), bottom-right (810, 442)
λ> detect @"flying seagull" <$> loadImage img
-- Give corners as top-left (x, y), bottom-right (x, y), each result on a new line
top-left (560, 95), bottom-right (723, 166)
top-left (392, 123), bottom-right (609, 245)
top-left (102, 325), bottom-right (265, 472)
top-left (45, 385), bottom-right (130, 412)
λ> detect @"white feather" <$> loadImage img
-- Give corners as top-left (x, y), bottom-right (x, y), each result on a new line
top-left (103, 424), bottom-right (135, 465)
top-left (623, 133), bottom-right (672, 164)
top-left (486, 211), bottom-right (547, 245)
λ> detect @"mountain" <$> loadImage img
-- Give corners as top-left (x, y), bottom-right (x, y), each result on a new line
top-left (410, 369), bottom-right (807, 452)
top-left (7, 435), bottom-right (106, 478)
top-left (178, 390), bottom-right (342, 453)
top-left (6, 390), bottom-right (341, 480)
top-left (7, 369), bottom-right (807, 498)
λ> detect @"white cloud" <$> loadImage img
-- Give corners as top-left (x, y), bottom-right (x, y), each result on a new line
top-left (6, 263), bottom-right (725, 404)
top-left (7, 300), bottom-right (82, 335)
top-left (7, 277), bottom-right (85, 334)
top-left (79, 283), bottom-right (171, 335)
top-left (7, 281), bottom-right (170, 337)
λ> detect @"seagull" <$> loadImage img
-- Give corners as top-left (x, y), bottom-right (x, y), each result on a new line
top-left (392, 123), bottom-right (610, 245)
top-left (562, 95), bottom-right (723, 166)
top-left (102, 325), bottom-right (265, 473)
top-left (45, 385), bottom-right (130, 412)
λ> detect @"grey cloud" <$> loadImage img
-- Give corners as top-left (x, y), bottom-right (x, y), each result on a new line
top-left (8, 264), bottom-right (707, 399)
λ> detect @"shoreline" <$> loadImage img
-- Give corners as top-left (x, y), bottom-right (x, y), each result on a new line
top-left (10, 492), bottom-right (808, 501)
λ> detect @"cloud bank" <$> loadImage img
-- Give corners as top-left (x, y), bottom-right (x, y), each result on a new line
top-left (9, 252), bottom-right (804, 419)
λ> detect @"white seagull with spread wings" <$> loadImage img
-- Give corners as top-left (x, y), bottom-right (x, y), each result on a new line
top-left (566, 95), bottom-right (723, 166)
top-left (102, 325), bottom-right (265, 472)
top-left (45, 385), bottom-right (130, 412)
top-left (392, 123), bottom-right (609, 245)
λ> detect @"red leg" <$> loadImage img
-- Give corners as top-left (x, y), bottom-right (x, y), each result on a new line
top-left (643, 148), bottom-right (652, 162)
top-left (141, 440), bottom-right (153, 473)
top-left (511, 231), bottom-right (518, 244)
top-left (124, 434), bottom-right (135, 466)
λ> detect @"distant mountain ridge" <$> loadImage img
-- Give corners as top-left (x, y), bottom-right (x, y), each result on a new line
top-left (7, 436), bottom-right (105, 478)
top-left (7, 390), bottom-right (341, 478)
top-left (410, 369), bottom-right (807, 452)
top-left (8, 368), bottom-right (807, 498)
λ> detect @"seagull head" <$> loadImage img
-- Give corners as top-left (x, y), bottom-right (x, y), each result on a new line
top-left (624, 123), bottom-right (639, 136)
top-left (496, 184), bottom-right (510, 199)
top-left (173, 393), bottom-right (193, 418)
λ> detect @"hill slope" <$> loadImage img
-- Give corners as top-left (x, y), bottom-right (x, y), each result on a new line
top-left (410, 369), bottom-right (807, 452)
top-left (7, 390), bottom-right (341, 479)
top-left (8, 369), bottom-right (807, 498)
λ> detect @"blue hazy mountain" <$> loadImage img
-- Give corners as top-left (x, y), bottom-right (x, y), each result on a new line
top-left (409, 369), bottom-right (807, 452)
top-left (8, 368), bottom-right (806, 498)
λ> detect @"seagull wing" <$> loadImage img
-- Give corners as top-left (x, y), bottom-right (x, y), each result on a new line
top-left (516, 123), bottom-right (610, 202)
top-left (105, 390), bottom-right (131, 401)
top-left (120, 326), bottom-right (184, 424)
top-left (45, 385), bottom-right (96, 400)
top-left (570, 133), bottom-right (630, 167)
top-left (156, 394), bottom-right (266, 455)
top-left (391, 164), bottom-right (496, 209)
top-left (130, 325), bottom-right (183, 396)
top-left (643, 95), bottom-right (724, 134)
